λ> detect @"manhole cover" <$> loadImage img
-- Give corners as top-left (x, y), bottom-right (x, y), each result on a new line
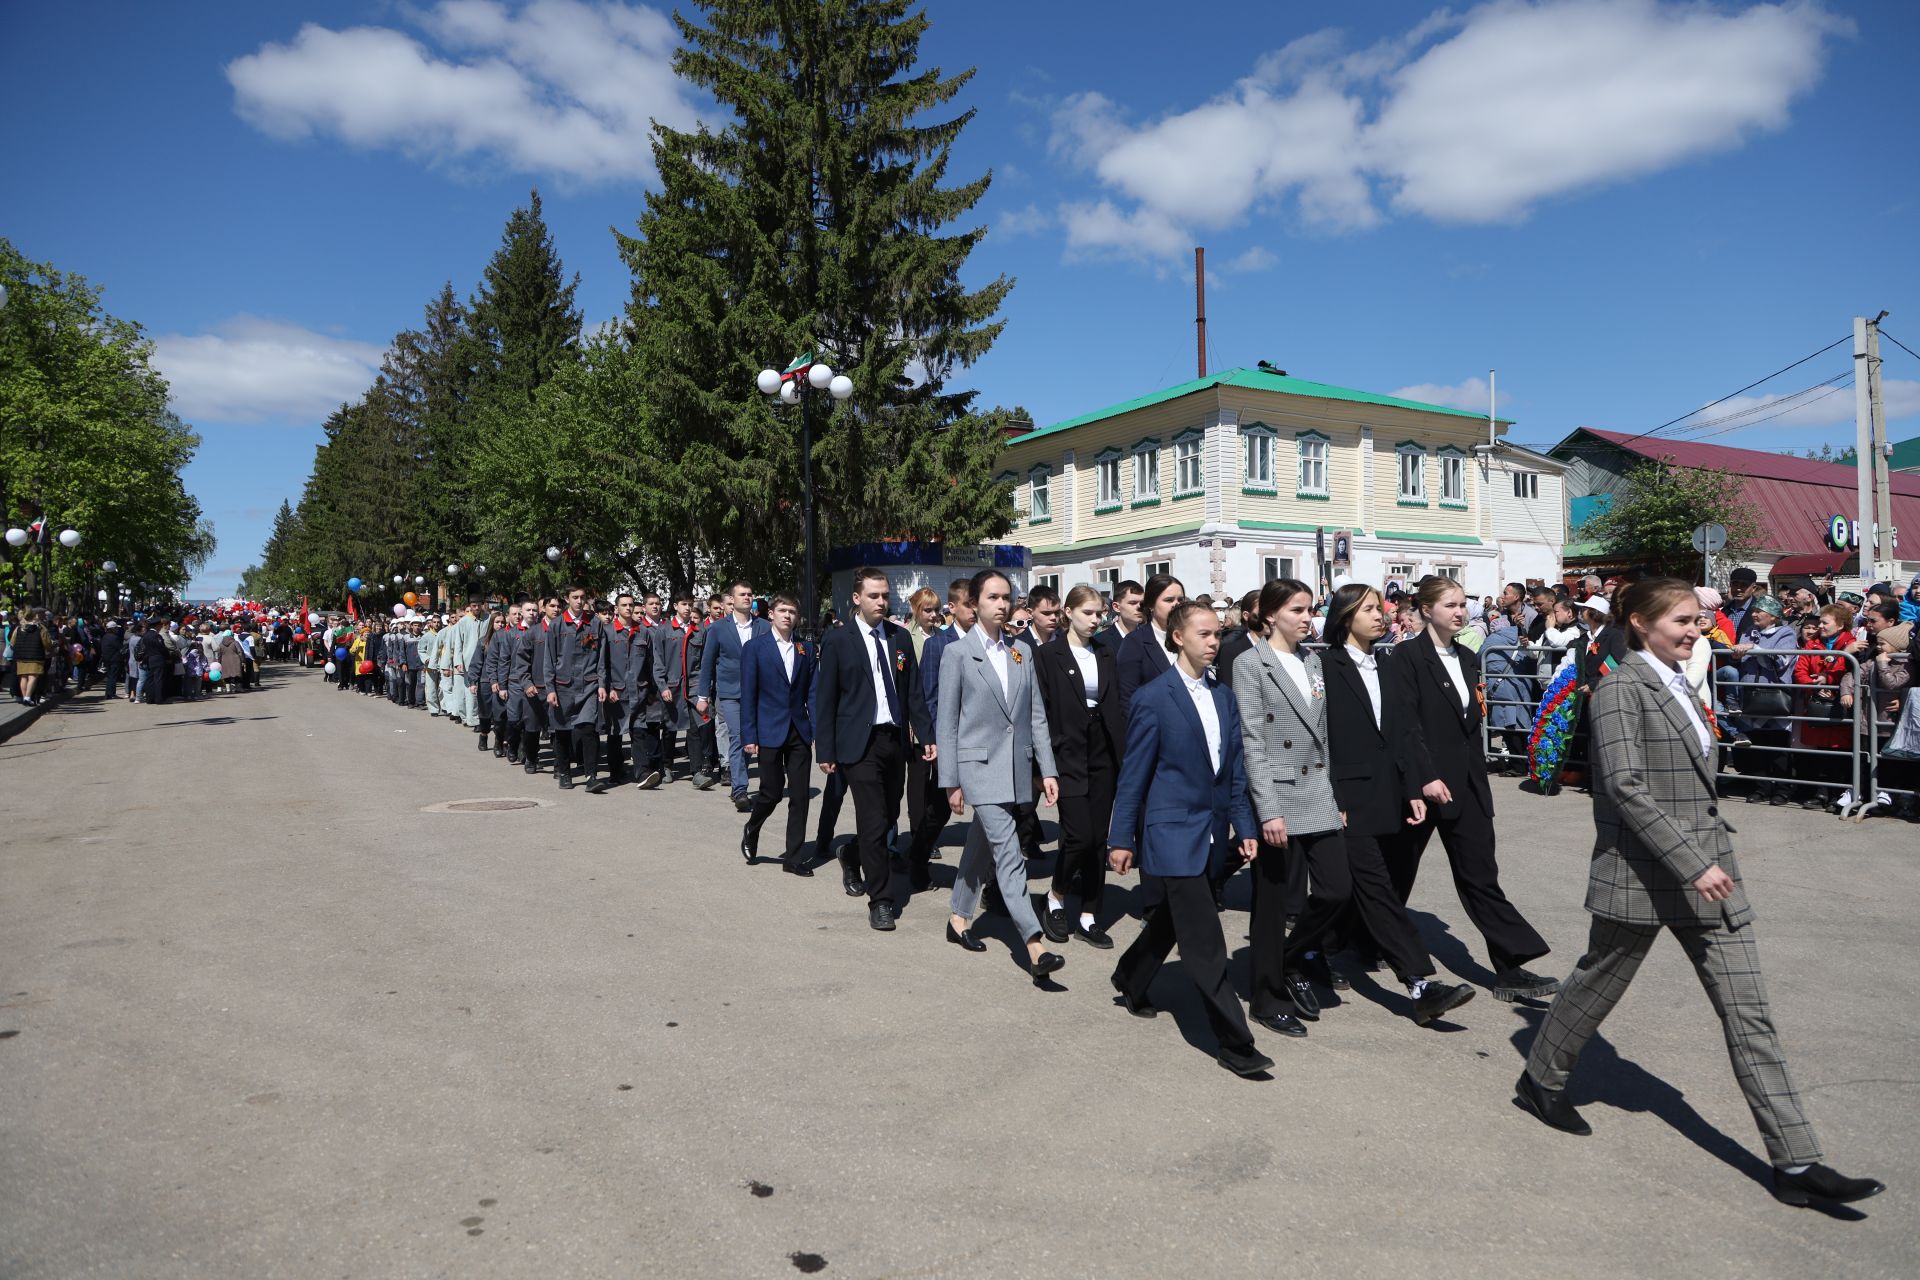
top-left (421, 797), bottom-right (554, 813)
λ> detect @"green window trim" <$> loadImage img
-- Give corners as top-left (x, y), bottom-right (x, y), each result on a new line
top-left (1372, 529), bottom-right (1484, 545)
top-left (1438, 499), bottom-right (1470, 510)
top-left (1092, 501), bottom-right (1124, 515)
top-left (1241, 483), bottom-right (1279, 496)
top-left (1171, 490), bottom-right (1202, 503)
top-left (1294, 428), bottom-right (1331, 442)
top-left (1130, 496), bottom-right (1162, 509)
top-left (1026, 515), bottom-right (1053, 525)
top-left (1294, 491), bottom-right (1332, 502)
top-left (1396, 497), bottom-right (1431, 508)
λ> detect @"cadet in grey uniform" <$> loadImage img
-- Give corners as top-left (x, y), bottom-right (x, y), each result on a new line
top-left (544, 586), bottom-right (621, 792)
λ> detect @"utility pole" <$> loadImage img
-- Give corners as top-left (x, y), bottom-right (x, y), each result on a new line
top-left (1853, 312), bottom-right (1894, 582)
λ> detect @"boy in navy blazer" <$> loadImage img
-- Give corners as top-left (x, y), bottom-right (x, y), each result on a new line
top-left (740, 593), bottom-right (817, 876)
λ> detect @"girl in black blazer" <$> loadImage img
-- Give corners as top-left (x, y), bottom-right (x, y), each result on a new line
top-left (1035, 586), bottom-right (1125, 947)
top-left (1387, 577), bottom-right (1558, 1003)
top-left (1320, 584), bottom-right (1475, 1025)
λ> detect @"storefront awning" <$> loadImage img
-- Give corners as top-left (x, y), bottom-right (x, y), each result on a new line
top-left (1770, 550), bottom-right (1857, 577)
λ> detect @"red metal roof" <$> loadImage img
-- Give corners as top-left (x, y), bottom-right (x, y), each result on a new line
top-left (1573, 428), bottom-right (1920, 558)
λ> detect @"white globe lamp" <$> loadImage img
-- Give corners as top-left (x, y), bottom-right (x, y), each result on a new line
top-left (829, 375), bottom-right (853, 401)
top-left (807, 362), bottom-right (833, 389)
top-left (756, 368), bottom-right (782, 396)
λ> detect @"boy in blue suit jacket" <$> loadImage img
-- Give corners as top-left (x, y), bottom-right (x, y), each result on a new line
top-left (1107, 603), bottom-right (1271, 1078)
top-left (740, 593), bottom-right (817, 876)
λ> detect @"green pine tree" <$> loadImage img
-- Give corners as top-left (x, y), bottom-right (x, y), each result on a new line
top-left (616, 0), bottom-right (1014, 597)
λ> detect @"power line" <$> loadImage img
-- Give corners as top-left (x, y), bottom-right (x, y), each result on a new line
top-left (1684, 378), bottom-right (1853, 441)
top-left (1613, 334), bottom-right (1851, 446)
top-left (1880, 328), bottom-right (1920, 366)
top-left (1666, 370), bottom-right (1853, 437)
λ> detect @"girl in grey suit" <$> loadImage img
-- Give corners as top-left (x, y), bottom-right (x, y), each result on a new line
top-left (1519, 578), bottom-right (1883, 1209)
top-left (1234, 578), bottom-right (1348, 1036)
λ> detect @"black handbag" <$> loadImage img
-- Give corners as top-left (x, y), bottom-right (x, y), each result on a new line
top-left (1742, 684), bottom-right (1791, 718)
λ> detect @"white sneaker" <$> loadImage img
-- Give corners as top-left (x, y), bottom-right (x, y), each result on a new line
top-left (1877, 791), bottom-right (1893, 807)
top-left (1836, 789), bottom-right (1854, 810)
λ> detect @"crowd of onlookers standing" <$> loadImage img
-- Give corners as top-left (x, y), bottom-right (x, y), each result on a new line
top-left (3, 608), bottom-right (299, 706)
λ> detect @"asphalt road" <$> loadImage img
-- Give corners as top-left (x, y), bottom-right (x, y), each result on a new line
top-left (3, 666), bottom-right (1915, 1279)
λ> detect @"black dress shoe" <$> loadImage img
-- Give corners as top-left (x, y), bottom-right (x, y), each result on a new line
top-left (1217, 1045), bottom-right (1276, 1078)
top-left (1282, 973), bottom-right (1321, 1019)
top-left (1770, 1163), bottom-right (1885, 1207)
top-left (1110, 974), bottom-right (1157, 1018)
top-left (946, 921), bottom-right (987, 952)
top-left (557, 775), bottom-right (575, 790)
top-left (1298, 950), bottom-right (1348, 992)
top-left (839, 859), bottom-right (864, 898)
top-left (1073, 922), bottom-right (1114, 950)
top-left (1493, 967), bottom-right (1560, 1003)
top-left (1211, 882), bottom-right (1227, 912)
top-left (1030, 950), bottom-right (1065, 983)
top-left (733, 792), bottom-right (752, 813)
top-left (1042, 908), bottom-right (1071, 944)
top-left (869, 902), bottom-right (896, 931)
top-left (740, 831), bottom-right (758, 864)
top-left (1410, 981), bottom-right (1476, 1026)
top-left (1514, 1071), bottom-right (1592, 1136)
top-left (584, 778), bottom-right (609, 795)
top-left (1252, 1010), bottom-right (1308, 1038)
top-left (782, 856), bottom-right (813, 877)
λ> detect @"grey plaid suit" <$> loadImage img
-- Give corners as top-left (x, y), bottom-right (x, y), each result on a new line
top-left (1527, 652), bottom-right (1822, 1168)
top-left (1233, 642), bottom-right (1342, 836)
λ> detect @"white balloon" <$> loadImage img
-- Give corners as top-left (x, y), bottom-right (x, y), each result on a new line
top-left (779, 381), bottom-right (800, 405)
top-left (756, 368), bottom-right (782, 395)
top-left (324, 662), bottom-right (337, 674)
top-left (829, 374), bottom-right (853, 401)
top-left (392, 603), bottom-right (407, 617)
top-left (807, 362), bottom-right (833, 389)
top-left (414, 575), bottom-right (425, 586)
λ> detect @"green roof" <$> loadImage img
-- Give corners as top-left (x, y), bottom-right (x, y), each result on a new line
top-left (1892, 434), bottom-right (1920, 473)
top-left (1012, 366), bottom-right (1511, 445)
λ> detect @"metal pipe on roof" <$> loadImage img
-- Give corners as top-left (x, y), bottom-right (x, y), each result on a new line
top-left (1195, 246), bottom-right (1207, 380)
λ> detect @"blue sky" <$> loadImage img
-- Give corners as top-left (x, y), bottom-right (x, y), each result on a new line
top-left (4, 0), bottom-right (1916, 597)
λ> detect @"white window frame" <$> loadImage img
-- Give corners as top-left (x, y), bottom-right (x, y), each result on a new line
top-left (1296, 430), bottom-right (1330, 500)
top-left (1144, 559), bottom-right (1171, 580)
top-left (1095, 565), bottom-right (1120, 595)
top-left (1395, 442), bottom-right (1427, 505)
top-left (1262, 555), bottom-right (1296, 583)
top-left (1241, 423), bottom-right (1276, 493)
top-left (1386, 562), bottom-right (1418, 585)
top-left (1173, 429), bottom-right (1206, 499)
top-left (1438, 446), bottom-right (1467, 508)
top-left (1033, 572), bottom-right (1060, 594)
top-left (1028, 465), bottom-right (1052, 523)
top-left (1095, 448), bottom-right (1123, 511)
top-left (1511, 470), bottom-right (1539, 500)
top-left (1435, 562), bottom-right (1464, 583)
top-left (1131, 439), bottom-right (1161, 505)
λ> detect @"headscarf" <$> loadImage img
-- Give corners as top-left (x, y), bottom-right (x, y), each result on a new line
top-left (1750, 593), bottom-right (1785, 624)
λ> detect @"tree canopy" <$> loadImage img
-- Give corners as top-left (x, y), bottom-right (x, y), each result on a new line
top-left (1578, 458), bottom-right (1764, 580)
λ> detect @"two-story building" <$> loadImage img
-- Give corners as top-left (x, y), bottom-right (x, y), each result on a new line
top-left (995, 366), bottom-right (1567, 601)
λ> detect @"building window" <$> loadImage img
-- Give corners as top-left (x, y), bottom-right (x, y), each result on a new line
top-left (1511, 470), bottom-right (1539, 500)
top-left (1436, 563), bottom-right (1463, 583)
top-left (1095, 449), bottom-right (1122, 511)
top-left (1438, 448), bottom-right (1466, 508)
top-left (1028, 466), bottom-right (1051, 523)
top-left (1033, 573), bottom-right (1060, 594)
top-left (1173, 430), bottom-right (1205, 499)
top-left (1395, 443), bottom-right (1426, 505)
top-left (1241, 424), bottom-right (1276, 492)
top-left (997, 471), bottom-right (1019, 519)
top-left (1095, 566), bottom-right (1120, 594)
top-left (1296, 430), bottom-right (1330, 499)
top-left (1144, 560), bottom-right (1171, 580)
top-left (1262, 555), bottom-right (1296, 583)
top-left (1386, 562), bottom-right (1417, 586)
top-left (1131, 439), bottom-right (1160, 505)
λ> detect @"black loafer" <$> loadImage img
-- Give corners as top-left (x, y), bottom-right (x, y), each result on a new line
top-left (1410, 981), bottom-right (1476, 1026)
top-left (740, 833), bottom-right (758, 864)
top-left (782, 857), bottom-right (813, 877)
top-left (1217, 1045), bottom-right (1275, 1078)
top-left (1030, 951), bottom-right (1065, 981)
top-left (584, 778), bottom-right (609, 795)
top-left (557, 775), bottom-right (575, 790)
top-left (946, 922), bottom-right (986, 952)
top-left (1514, 1071), bottom-right (1591, 1136)
top-left (1042, 908), bottom-right (1071, 944)
top-left (1110, 974), bottom-right (1157, 1018)
top-left (1252, 1010), bottom-right (1308, 1038)
top-left (839, 859), bottom-right (865, 898)
top-left (1770, 1163), bottom-right (1885, 1207)
top-left (1283, 973), bottom-right (1321, 1019)
top-left (869, 902), bottom-right (896, 931)
top-left (1073, 922), bottom-right (1114, 950)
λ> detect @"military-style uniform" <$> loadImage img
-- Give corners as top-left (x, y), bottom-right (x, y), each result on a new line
top-left (508, 618), bottom-right (548, 772)
top-left (479, 620), bottom-right (517, 754)
top-left (442, 611), bottom-right (481, 727)
top-left (419, 625), bottom-right (444, 714)
top-left (603, 620), bottom-right (658, 784)
top-left (402, 629), bottom-right (423, 706)
top-left (541, 609), bottom-right (621, 789)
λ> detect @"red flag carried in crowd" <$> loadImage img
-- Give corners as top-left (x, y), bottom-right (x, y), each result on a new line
top-left (347, 594), bottom-right (358, 621)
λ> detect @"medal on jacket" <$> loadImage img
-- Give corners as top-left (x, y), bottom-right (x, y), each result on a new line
top-left (1010, 648), bottom-right (1023, 665)
top-left (894, 650), bottom-right (907, 672)
top-left (1475, 680), bottom-right (1488, 717)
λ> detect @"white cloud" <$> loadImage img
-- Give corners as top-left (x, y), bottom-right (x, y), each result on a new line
top-left (1047, 0), bottom-right (1847, 261)
top-left (152, 317), bottom-right (386, 424)
top-left (1681, 378), bottom-right (1920, 432)
top-left (1392, 376), bottom-right (1510, 414)
top-left (1059, 199), bottom-right (1191, 263)
top-left (995, 203), bottom-right (1054, 237)
top-left (227, 1), bottom-right (699, 184)
top-left (1226, 246), bottom-right (1279, 273)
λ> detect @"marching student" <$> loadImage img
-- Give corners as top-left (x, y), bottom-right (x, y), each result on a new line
top-left (904, 578), bottom-right (978, 889)
top-left (1035, 584), bottom-right (1122, 949)
top-left (739, 593), bottom-right (817, 876)
top-left (939, 568), bottom-right (1064, 984)
top-left (814, 567), bottom-right (932, 931)
top-left (697, 580), bottom-right (769, 812)
top-left (1517, 577), bottom-right (1884, 1210)
top-left (1107, 602), bottom-right (1271, 1078)
top-left (542, 585), bottom-right (620, 792)
top-left (1115, 573), bottom-right (1185, 723)
top-left (1389, 576), bottom-right (1559, 1002)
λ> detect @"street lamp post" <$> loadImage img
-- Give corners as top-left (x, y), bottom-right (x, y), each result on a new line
top-left (756, 356), bottom-right (853, 637)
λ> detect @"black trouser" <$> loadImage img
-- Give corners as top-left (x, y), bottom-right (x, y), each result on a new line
top-left (1015, 799), bottom-right (1045, 863)
top-left (605, 728), bottom-right (628, 778)
top-left (843, 724), bottom-right (905, 906)
top-left (143, 663), bottom-right (168, 703)
top-left (1396, 788), bottom-right (1548, 973)
top-left (745, 729), bottom-right (813, 860)
top-left (1340, 828), bottom-right (1435, 983)
top-left (904, 747), bottom-right (947, 863)
top-left (1249, 828), bottom-right (1349, 1017)
top-left (553, 724), bottom-right (601, 781)
top-left (817, 767), bottom-right (849, 854)
top-left (633, 723), bottom-right (663, 777)
top-left (1735, 726), bottom-right (1790, 791)
top-left (688, 707), bottom-right (715, 777)
top-left (1049, 767), bottom-right (1115, 921)
top-left (1114, 872), bottom-right (1255, 1052)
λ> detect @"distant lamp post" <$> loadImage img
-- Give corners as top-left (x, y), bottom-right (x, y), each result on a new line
top-left (3, 527), bottom-right (26, 548)
top-left (58, 528), bottom-right (80, 549)
top-left (545, 546), bottom-right (562, 563)
top-left (755, 354), bottom-right (853, 636)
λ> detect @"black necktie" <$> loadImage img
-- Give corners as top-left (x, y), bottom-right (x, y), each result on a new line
top-left (872, 625), bottom-right (901, 724)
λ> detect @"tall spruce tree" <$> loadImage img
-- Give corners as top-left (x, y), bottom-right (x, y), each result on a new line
top-left (617, 0), bottom-right (1014, 592)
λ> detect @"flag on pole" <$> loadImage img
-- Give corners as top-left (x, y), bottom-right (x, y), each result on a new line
top-left (780, 352), bottom-right (814, 381)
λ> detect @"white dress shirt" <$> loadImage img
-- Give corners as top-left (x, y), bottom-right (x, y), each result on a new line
top-left (1638, 650), bottom-right (1711, 757)
top-left (1069, 640), bottom-right (1100, 706)
top-left (1344, 643), bottom-right (1382, 726)
top-left (980, 628), bottom-right (1012, 699)
top-left (734, 616), bottom-right (756, 648)
top-left (775, 635), bottom-right (795, 681)
top-left (864, 623), bottom-right (897, 726)
top-left (1150, 622), bottom-right (1169, 659)
top-left (1434, 641), bottom-right (1471, 708)
top-left (1178, 666), bottom-right (1223, 773)
top-left (1272, 645), bottom-right (1312, 703)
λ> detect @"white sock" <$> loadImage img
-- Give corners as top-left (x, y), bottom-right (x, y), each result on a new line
top-left (1047, 894), bottom-right (1063, 913)
top-left (1079, 913), bottom-right (1095, 931)
top-left (1408, 978), bottom-right (1429, 998)
top-left (1782, 1164), bottom-right (1809, 1175)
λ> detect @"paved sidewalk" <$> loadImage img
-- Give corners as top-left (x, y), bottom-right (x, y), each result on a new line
top-left (1, 668), bottom-right (1914, 1278)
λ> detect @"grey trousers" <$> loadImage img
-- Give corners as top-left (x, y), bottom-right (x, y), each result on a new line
top-left (1526, 915), bottom-right (1822, 1168)
top-left (950, 802), bottom-right (1043, 943)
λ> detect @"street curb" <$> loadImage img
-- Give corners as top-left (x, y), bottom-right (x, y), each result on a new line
top-left (0, 698), bottom-right (47, 744)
